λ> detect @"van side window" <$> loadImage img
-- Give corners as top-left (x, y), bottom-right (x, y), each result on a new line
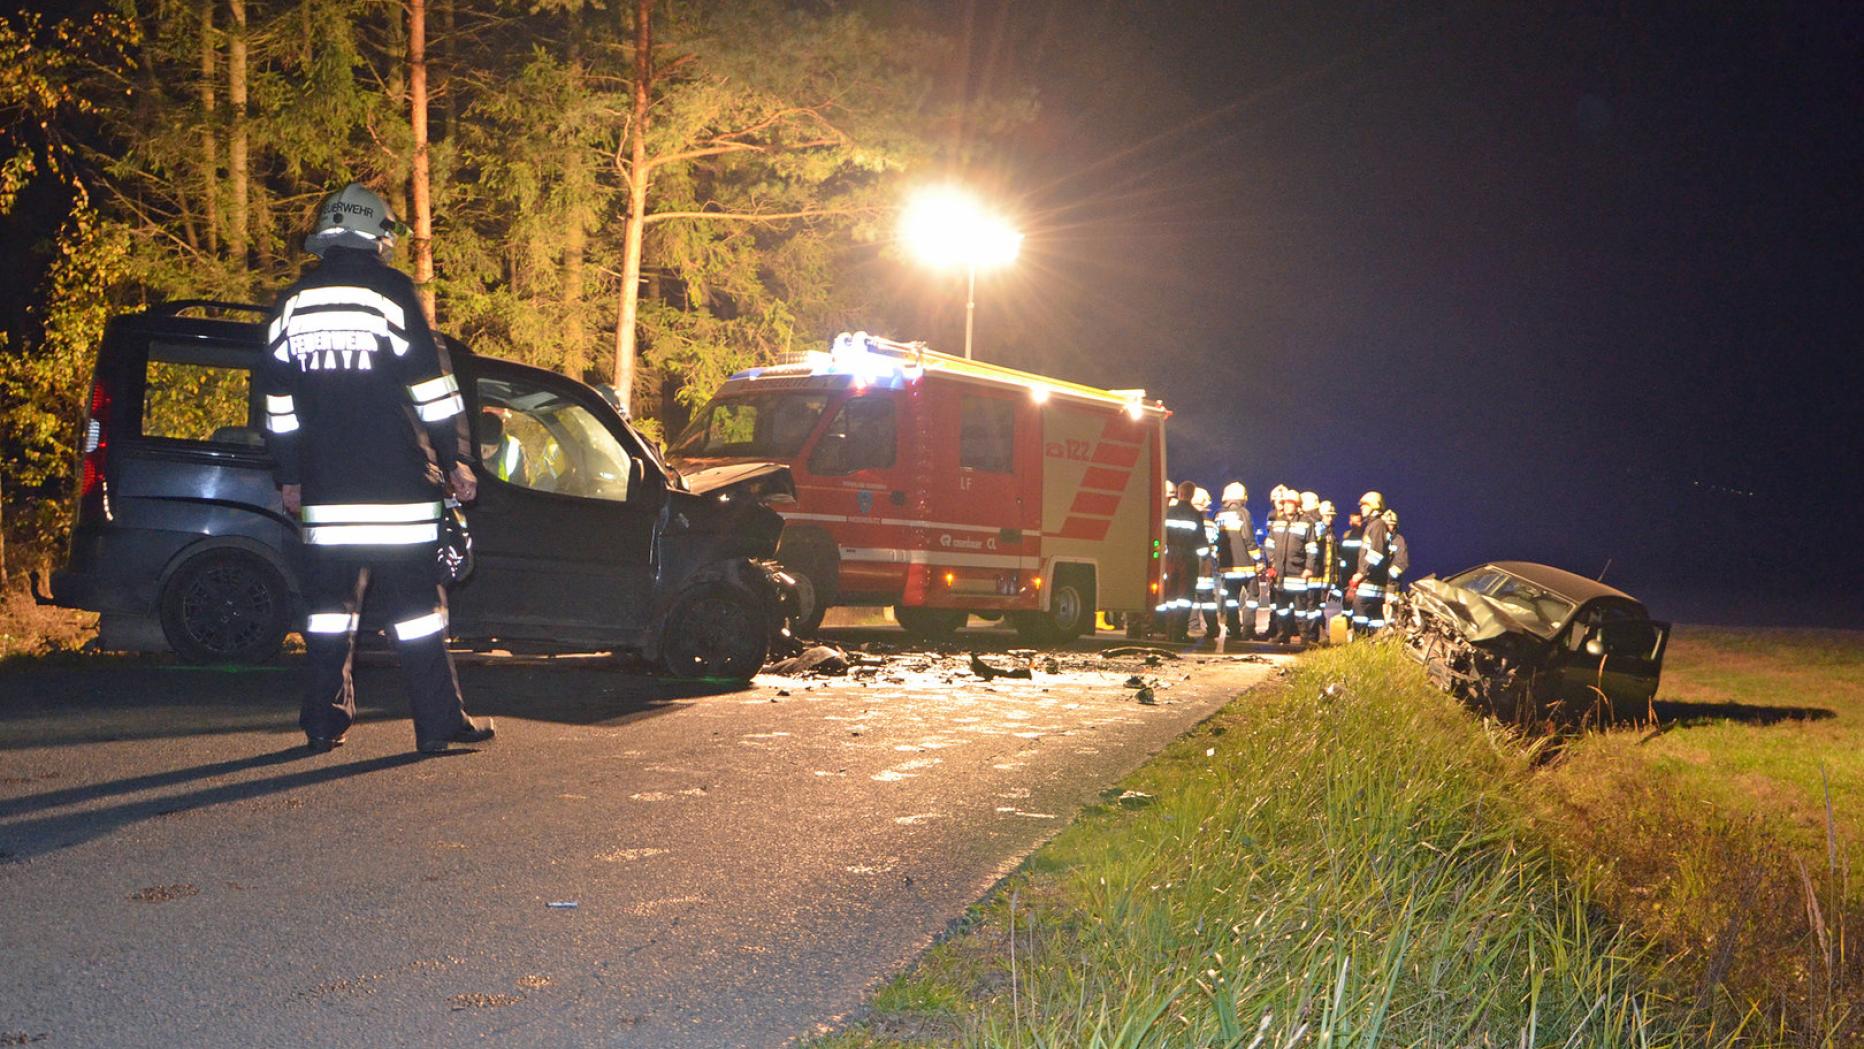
top-left (960, 396), bottom-right (1014, 473)
top-left (475, 375), bottom-right (636, 501)
top-left (809, 397), bottom-right (896, 475)
top-left (141, 342), bottom-right (259, 447)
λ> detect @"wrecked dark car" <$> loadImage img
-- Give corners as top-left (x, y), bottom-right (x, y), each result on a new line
top-left (42, 301), bottom-right (794, 678)
top-left (1402, 561), bottom-right (1669, 726)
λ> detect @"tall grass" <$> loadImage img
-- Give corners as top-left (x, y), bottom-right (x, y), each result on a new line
top-left (820, 643), bottom-right (1745, 1047)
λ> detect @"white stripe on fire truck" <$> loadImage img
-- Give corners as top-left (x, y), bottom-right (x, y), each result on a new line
top-left (782, 511), bottom-right (1135, 543)
top-left (836, 547), bottom-right (1042, 570)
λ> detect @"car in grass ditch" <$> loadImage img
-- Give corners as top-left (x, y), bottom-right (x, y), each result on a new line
top-left (39, 301), bottom-right (795, 678)
top-left (1401, 560), bottom-right (1669, 726)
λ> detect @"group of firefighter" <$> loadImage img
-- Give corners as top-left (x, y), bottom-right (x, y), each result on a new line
top-left (1156, 481), bottom-right (1409, 645)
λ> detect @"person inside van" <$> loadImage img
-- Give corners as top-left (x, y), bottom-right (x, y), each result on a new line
top-left (478, 408), bottom-right (528, 486)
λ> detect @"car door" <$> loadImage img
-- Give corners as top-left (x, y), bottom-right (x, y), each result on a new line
top-left (447, 359), bottom-right (662, 646)
top-left (1550, 601), bottom-right (1670, 715)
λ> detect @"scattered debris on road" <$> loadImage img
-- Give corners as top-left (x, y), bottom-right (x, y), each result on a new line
top-left (968, 652), bottom-right (1033, 680)
top-left (1100, 646), bottom-right (1181, 662)
top-left (766, 645), bottom-right (851, 677)
top-left (127, 884), bottom-right (199, 903)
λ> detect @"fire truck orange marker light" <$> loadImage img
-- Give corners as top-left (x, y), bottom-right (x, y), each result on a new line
top-left (943, 571), bottom-right (956, 587)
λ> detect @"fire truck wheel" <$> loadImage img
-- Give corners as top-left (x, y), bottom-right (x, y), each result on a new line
top-left (776, 534), bottom-right (837, 636)
top-left (159, 549), bottom-right (291, 665)
top-left (1011, 569), bottom-right (1094, 644)
top-left (893, 605), bottom-right (967, 640)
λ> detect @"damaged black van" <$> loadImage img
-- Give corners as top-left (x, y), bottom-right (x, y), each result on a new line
top-left (39, 302), bottom-right (794, 677)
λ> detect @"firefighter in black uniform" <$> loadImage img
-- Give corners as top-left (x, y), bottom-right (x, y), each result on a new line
top-left (1308, 494), bottom-right (1337, 643)
top-left (1337, 508), bottom-right (1364, 617)
top-left (1298, 491), bottom-right (1326, 642)
top-left (1191, 486), bottom-right (1222, 642)
top-left (261, 183), bottom-right (494, 755)
top-left (1263, 486), bottom-right (1311, 643)
top-left (1350, 491), bottom-right (1394, 635)
top-left (1383, 509), bottom-right (1410, 628)
top-left (1160, 481), bottom-right (1204, 642)
top-left (1215, 482), bottom-right (1262, 641)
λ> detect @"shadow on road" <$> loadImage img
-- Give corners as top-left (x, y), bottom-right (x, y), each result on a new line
top-left (0, 659), bottom-right (746, 750)
top-left (0, 749), bottom-right (428, 863)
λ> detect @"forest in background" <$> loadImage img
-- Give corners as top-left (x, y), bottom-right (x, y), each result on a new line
top-left (0, 0), bottom-right (1031, 576)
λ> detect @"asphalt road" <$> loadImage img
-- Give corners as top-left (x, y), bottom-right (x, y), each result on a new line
top-left (0, 628), bottom-right (1283, 1048)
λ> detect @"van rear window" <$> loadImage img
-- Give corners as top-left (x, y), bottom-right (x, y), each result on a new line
top-left (142, 342), bottom-right (257, 447)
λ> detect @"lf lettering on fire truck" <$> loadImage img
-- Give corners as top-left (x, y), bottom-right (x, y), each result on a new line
top-left (669, 332), bottom-right (1170, 642)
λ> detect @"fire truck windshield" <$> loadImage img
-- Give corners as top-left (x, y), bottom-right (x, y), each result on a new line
top-left (672, 393), bottom-right (831, 459)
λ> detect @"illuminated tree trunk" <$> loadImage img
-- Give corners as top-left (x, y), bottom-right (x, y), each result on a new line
top-left (613, 0), bottom-right (652, 410)
top-left (198, 0), bottom-right (219, 255)
top-left (409, 0), bottom-right (435, 324)
top-left (226, 0), bottom-right (248, 265)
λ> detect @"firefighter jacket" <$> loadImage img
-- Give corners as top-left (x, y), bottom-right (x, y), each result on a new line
top-left (1313, 519), bottom-right (1338, 588)
top-left (1388, 532), bottom-right (1410, 583)
top-left (1164, 500), bottom-right (1205, 561)
top-left (1338, 523), bottom-right (1364, 586)
top-left (1263, 508), bottom-right (1314, 577)
top-left (1356, 515), bottom-right (1396, 584)
top-left (259, 247), bottom-right (465, 556)
top-left (1215, 500), bottom-right (1261, 579)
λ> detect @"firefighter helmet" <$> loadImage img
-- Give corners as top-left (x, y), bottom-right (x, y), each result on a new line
top-left (1221, 481), bottom-right (1246, 504)
top-left (1383, 509), bottom-right (1399, 529)
top-left (1192, 486), bottom-right (1212, 512)
top-left (1300, 490), bottom-right (1319, 512)
top-left (1276, 486), bottom-right (1298, 505)
top-left (1359, 490), bottom-right (1385, 512)
top-left (1319, 500), bottom-right (1336, 517)
top-left (305, 182), bottom-right (406, 260)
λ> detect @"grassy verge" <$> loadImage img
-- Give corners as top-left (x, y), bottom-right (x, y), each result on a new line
top-left (816, 642), bottom-right (1738, 1048)
top-left (1534, 627), bottom-right (1864, 1041)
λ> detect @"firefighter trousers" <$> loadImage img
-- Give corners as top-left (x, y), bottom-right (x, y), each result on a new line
top-left (1271, 578), bottom-right (1308, 640)
top-left (300, 556), bottom-right (472, 746)
top-left (1352, 580), bottom-right (1388, 635)
top-left (1222, 575), bottom-right (1258, 638)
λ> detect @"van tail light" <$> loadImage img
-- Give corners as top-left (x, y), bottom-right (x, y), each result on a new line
top-left (79, 379), bottom-right (110, 519)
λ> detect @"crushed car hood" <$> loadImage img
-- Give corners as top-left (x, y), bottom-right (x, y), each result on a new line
top-left (1410, 577), bottom-right (1551, 643)
top-left (675, 459), bottom-right (791, 496)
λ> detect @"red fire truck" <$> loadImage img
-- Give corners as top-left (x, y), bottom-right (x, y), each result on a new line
top-left (668, 332), bottom-right (1169, 641)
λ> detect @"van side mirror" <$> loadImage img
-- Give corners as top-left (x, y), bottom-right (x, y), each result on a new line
top-left (1584, 635), bottom-right (1605, 657)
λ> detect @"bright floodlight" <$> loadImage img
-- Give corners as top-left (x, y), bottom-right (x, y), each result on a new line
top-left (901, 187), bottom-right (1022, 271)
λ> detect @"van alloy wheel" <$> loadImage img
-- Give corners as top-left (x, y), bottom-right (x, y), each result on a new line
top-left (160, 551), bottom-right (290, 665)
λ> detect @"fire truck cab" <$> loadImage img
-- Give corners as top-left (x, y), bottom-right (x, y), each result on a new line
top-left (669, 332), bottom-right (1169, 642)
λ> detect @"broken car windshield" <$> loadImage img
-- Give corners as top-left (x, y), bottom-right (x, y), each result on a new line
top-left (672, 393), bottom-right (830, 459)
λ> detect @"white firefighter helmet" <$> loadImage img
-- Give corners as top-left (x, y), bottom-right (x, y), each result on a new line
top-left (1319, 499), bottom-right (1336, 517)
top-left (1276, 485), bottom-right (1298, 504)
top-left (1300, 490), bottom-right (1319, 512)
top-left (1192, 486), bottom-right (1212, 512)
top-left (1221, 481), bottom-right (1246, 504)
top-left (1359, 490), bottom-right (1385, 512)
top-left (305, 182), bottom-right (406, 259)
top-left (1384, 509), bottom-right (1399, 529)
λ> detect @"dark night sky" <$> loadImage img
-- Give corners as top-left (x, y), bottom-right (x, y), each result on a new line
top-left (4, 0), bottom-right (1857, 624)
top-left (882, 0), bottom-right (1863, 625)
